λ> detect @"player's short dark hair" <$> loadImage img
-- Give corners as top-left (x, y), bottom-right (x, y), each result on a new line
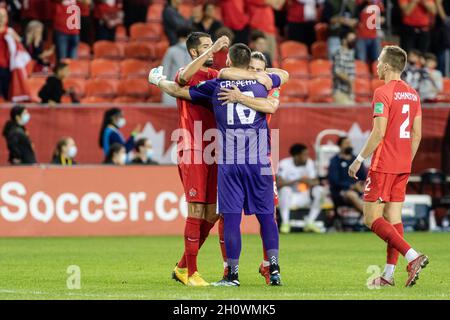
top-left (251, 51), bottom-right (267, 68)
top-left (177, 27), bottom-right (192, 40)
top-left (186, 31), bottom-right (211, 54)
top-left (135, 137), bottom-right (148, 152)
top-left (289, 143), bottom-right (307, 156)
top-left (337, 136), bottom-right (349, 147)
top-left (250, 30), bottom-right (266, 43)
top-left (424, 52), bottom-right (437, 62)
top-left (228, 43), bottom-right (251, 68)
top-left (381, 45), bottom-right (407, 72)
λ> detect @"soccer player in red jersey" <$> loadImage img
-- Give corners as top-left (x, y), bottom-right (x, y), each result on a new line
top-left (170, 32), bottom-right (230, 286)
top-left (348, 46), bottom-right (428, 288)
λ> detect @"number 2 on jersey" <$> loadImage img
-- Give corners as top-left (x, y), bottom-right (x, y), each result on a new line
top-left (399, 104), bottom-right (410, 139)
top-left (227, 91), bottom-right (256, 125)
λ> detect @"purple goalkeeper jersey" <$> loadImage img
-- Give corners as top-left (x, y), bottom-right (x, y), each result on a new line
top-left (188, 73), bottom-right (281, 215)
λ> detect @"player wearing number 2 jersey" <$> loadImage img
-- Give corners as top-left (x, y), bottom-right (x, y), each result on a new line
top-left (348, 45), bottom-right (428, 288)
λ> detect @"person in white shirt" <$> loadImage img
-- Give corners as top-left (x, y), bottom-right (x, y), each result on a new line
top-left (277, 144), bottom-right (325, 233)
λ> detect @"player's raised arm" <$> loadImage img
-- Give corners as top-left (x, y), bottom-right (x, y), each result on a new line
top-left (411, 115), bottom-right (422, 161)
top-left (266, 68), bottom-right (290, 86)
top-left (148, 66), bottom-right (192, 100)
top-left (178, 36), bottom-right (230, 86)
top-left (217, 85), bottom-right (280, 114)
top-left (219, 67), bottom-right (274, 90)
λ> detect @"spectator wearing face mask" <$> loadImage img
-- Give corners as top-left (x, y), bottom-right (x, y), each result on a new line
top-left (131, 138), bottom-right (158, 165)
top-left (103, 143), bottom-right (127, 165)
top-left (51, 136), bottom-right (78, 165)
top-left (332, 30), bottom-right (356, 104)
top-left (419, 53), bottom-right (443, 102)
top-left (402, 49), bottom-right (427, 91)
top-left (2, 105), bottom-right (37, 165)
top-left (328, 136), bottom-right (366, 214)
top-left (98, 108), bottom-right (141, 157)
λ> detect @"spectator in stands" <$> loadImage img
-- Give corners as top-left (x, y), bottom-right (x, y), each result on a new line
top-left (99, 108), bottom-right (140, 157)
top-left (212, 27), bottom-right (234, 70)
top-left (354, 0), bottom-right (384, 63)
top-left (2, 105), bottom-right (37, 165)
top-left (402, 49), bottom-right (427, 91)
top-left (419, 53), bottom-right (443, 102)
top-left (249, 30), bottom-right (272, 68)
top-left (194, 3), bottom-right (222, 41)
top-left (103, 143), bottom-right (127, 165)
top-left (399, 0), bottom-right (436, 54)
top-left (332, 30), bottom-right (356, 105)
top-left (277, 143), bottom-right (325, 234)
top-left (220, 0), bottom-right (249, 44)
top-left (131, 137), bottom-right (158, 165)
top-left (0, 6), bottom-right (11, 101)
top-left (443, 113), bottom-right (450, 175)
top-left (78, 0), bottom-right (93, 45)
top-left (161, 27), bottom-right (191, 105)
top-left (123, 0), bottom-right (151, 32)
top-left (287, 0), bottom-right (323, 48)
top-left (247, 0), bottom-right (282, 60)
top-left (94, 0), bottom-right (124, 41)
top-left (38, 62), bottom-right (79, 104)
top-left (322, 0), bottom-right (357, 58)
top-left (23, 20), bottom-right (54, 72)
top-left (434, 0), bottom-right (450, 76)
top-left (53, 0), bottom-right (81, 62)
top-left (51, 136), bottom-right (78, 165)
top-left (163, 0), bottom-right (191, 46)
top-left (328, 136), bottom-right (366, 214)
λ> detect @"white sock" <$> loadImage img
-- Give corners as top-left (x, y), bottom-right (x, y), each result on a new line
top-left (405, 248), bottom-right (419, 263)
top-left (262, 260), bottom-right (270, 267)
top-left (223, 261), bottom-right (228, 269)
top-left (383, 264), bottom-right (395, 280)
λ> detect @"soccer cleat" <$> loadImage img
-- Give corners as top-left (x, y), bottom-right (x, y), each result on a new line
top-left (371, 276), bottom-right (395, 287)
top-left (405, 254), bottom-right (429, 287)
top-left (269, 264), bottom-right (282, 286)
top-left (187, 272), bottom-right (210, 287)
top-left (259, 263), bottom-right (270, 285)
top-left (211, 278), bottom-right (240, 287)
top-left (303, 222), bottom-right (322, 233)
top-left (280, 223), bottom-right (291, 234)
top-left (172, 264), bottom-right (188, 285)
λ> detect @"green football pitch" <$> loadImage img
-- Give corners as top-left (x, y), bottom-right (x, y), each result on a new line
top-left (0, 232), bottom-right (449, 300)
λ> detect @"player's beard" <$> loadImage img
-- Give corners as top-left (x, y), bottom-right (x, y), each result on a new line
top-left (203, 59), bottom-right (214, 67)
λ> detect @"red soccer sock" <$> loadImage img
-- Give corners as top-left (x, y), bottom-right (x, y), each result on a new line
top-left (199, 220), bottom-right (216, 249)
top-left (184, 217), bottom-right (202, 277)
top-left (177, 254), bottom-right (187, 269)
top-left (218, 216), bottom-right (227, 263)
top-left (386, 223), bottom-right (404, 265)
top-left (371, 217), bottom-right (410, 257)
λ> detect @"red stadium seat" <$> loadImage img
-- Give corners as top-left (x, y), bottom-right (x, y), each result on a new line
top-left (117, 78), bottom-right (150, 99)
top-left (120, 59), bottom-right (154, 78)
top-left (148, 85), bottom-right (162, 102)
top-left (93, 41), bottom-right (123, 60)
top-left (371, 79), bottom-right (384, 92)
top-left (179, 4), bottom-right (193, 19)
top-left (63, 78), bottom-right (86, 98)
top-left (309, 59), bottom-right (332, 78)
top-left (124, 42), bottom-right (156, 60)
top-left (354, 78), bottom-right (371, 103)
top-left (81, 96), bottom-right (109, 103)
top-left (85, 79), bottom-right (118, 98)
top-left (77, 42), bottom-right (91, 60)
top-left (130, 22), bottom-right (163, 41)
top-left (114, 96), bottom-right (143, 103)
top-left (64, 59), bottom-right (90, 78)
top-left (355, 60), bottom-right (371, 78)
top-left (155, 40), bottom-right (170, 59)
top-left (280, 41), bottom-right (308, 60)
top-left (307, 78), bottom-right (333, 103)
top-left (27, 78), bottom-right (46, 102)
top-left (280, 79), bottom-right (308, 101)
top-left (437, 77), bottom-right (450, 102)
top-left (281, 59), bottom-right (309, 79)
top-left (115, 25), bottom-right (128, 42)
top-left (311, 41), bottom-right (328, 60)
top-left (90, 59), bottom-right (120, 79)
top-left (314, 23), bottom-right (329, 41)
top-left (147, 3), bottom-right (164, 22)
top-left (371, 61), bottom-right (378, 75)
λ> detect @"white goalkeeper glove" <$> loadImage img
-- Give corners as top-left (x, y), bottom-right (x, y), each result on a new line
top-left (148, 66), bottom-right (167, 86)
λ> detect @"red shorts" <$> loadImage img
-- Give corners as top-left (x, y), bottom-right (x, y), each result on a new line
top-left (363, 170), bottom-right (410, 202)
top-left (178, 150), bottom-right (217, 204)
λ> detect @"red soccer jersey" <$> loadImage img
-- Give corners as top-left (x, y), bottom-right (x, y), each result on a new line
top-left (357, 1), bottom-right (384, 39)
top-left (398, 0), bottom-right (433, 28)
top-left (174, 68), bottom-right (219, 152)
top-left (220, 0), bottom-right (249, 31)
top-left (370, 80), bottom-right (422, 174)
top-left (247, 0), bottom-right (276, 35)
top-left (53, 0), bottom-right (81, 35)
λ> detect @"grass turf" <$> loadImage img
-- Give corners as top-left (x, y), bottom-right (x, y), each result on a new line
top-left (0, 232), bottom-right (449, 300)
